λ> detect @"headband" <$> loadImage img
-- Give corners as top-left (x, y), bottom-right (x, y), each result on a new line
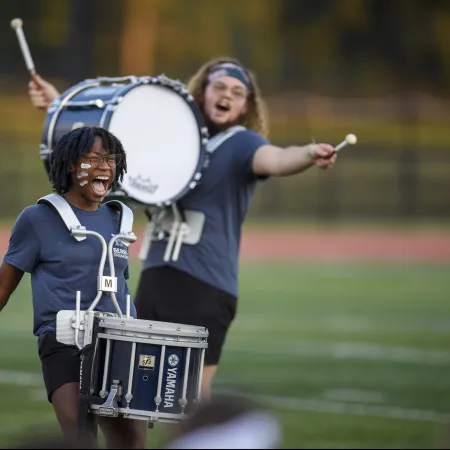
top-left (207, 62), bottom-right (252, 93)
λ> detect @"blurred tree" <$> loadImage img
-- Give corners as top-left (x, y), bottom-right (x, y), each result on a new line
top-left (135, 0), bottom-right (285, 90)
top-left (278, 0), bottom-right (450, 95)
top-left (65, 0), bottom-right (94, 85)
top-left (1, 0), bottom-right (450, 96)
top-left (119, 0), bottom-right (160, 76)
top-left (38, 0), bottom-right (69, 50)
top-left (0, 0), bottom-right (43, 82)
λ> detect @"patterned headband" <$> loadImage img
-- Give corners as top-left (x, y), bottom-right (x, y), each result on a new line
top-left (207, 62), bottom-right (252, 93)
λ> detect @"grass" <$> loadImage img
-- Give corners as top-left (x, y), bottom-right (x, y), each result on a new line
top-left (0, 261), bottom-right (449, 448)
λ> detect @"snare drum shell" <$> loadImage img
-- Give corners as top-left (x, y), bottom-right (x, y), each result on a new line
top-left (95, 338), bottom-right (201, 415)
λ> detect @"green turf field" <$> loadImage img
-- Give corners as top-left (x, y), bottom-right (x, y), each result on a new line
top-left (0, 262), bottom-right (449, 449)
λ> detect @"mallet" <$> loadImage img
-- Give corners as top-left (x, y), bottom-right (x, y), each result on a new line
top-left (320, 133), bottom-right (358, 160)
top-left (334, 133), bottom-right (358, 153)
top-left (10, 18), bottom-right (37, 81)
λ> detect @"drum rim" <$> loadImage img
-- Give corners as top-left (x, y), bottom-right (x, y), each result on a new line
top-left (99, 315), bottom-right (209, 334)
top-left (104, 76), bottom-right (209, 207)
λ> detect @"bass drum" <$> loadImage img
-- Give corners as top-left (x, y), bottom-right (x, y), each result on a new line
top-left (40, 75), bottom-right (209, 208)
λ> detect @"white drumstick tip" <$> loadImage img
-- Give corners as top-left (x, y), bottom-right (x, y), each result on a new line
top-left (10, 18), bottom-right (23, 29)
top-left (345, 133), bottom-right (357, 145)
top-left (333, 133), bottom-right (358, 153)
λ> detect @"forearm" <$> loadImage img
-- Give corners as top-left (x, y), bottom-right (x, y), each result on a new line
top-left (253, 143), bottom-right (335, 176)
top-left (0, 292), bottom-right (10, 312)
top-left (273, 145), bottom-right (314, 176)
top-left (0, 262), bottom-right (24, 312)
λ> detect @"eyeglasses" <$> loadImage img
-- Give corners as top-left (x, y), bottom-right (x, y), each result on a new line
top-left (82, 154), bottom-right (122, 168)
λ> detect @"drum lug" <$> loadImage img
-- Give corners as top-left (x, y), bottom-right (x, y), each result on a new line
top-left (154, 395), bottom-right (162, 411)
top-left (98, 379), bottom-right (122, 418)
top-left (179, 398), bottom-right (188, 414)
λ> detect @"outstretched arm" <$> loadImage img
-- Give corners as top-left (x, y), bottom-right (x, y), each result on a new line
top-left (252, 143), bottom-right (337, 177)
top-left (0, 262), bottom-right (24, 312)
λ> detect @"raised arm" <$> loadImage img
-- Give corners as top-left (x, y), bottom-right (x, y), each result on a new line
top-left (0, 262), bottom-right (24, 312)
top-left (28, 75), bottom-right (60, 110)
top-left (252, 143), bottom-right (337, 176)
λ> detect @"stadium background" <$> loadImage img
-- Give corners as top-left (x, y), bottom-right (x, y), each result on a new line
top-left (0, 0), bottom-right (449, 448)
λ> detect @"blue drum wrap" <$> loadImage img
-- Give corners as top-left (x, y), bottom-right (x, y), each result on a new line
top-left (96, 337), bottom-right (202, 416)
top-left (41, 83), bottom-right (121, 157)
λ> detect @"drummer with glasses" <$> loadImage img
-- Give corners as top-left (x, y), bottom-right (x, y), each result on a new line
top-left (0, 126), bottom-right (147, 448)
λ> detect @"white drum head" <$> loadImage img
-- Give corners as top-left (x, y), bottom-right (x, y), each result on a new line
top-left (108, 83), bottom-right (203, 205)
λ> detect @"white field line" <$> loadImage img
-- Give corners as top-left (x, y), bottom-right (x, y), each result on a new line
top-left (0, 411), bottom-right (56, 435)
top-left (0, 369), bottom-right (43, 386)
top-left (296, 441), bottom-right (416, 449)
top-left (0, 370), bottom-right (446, 425)
top-left (321, 388), bottom-right (386, 404)
top-left (225, 340), bottom-right (450, 366)
top-left (253, 394), bottom-right (450, 424)
top-left (235, 314), bottom-right (450, 334)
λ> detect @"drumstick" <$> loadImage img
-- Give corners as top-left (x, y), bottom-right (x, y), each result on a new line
top-left (10, 18), bottom-right (38, 82)
top-left (323, 133), bottom-right (358, 159)
top-left (334, 133), bottom-right (357, 152)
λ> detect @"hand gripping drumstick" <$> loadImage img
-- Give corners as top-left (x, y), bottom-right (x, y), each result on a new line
top-left (323, 133), bottom-right (358, 159)
top-left (10, 18), bottom-right (38, 81)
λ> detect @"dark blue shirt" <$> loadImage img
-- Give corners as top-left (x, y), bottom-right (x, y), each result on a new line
top-left (143, 128), bottom-right (269, 297)
top-left (4, 201), bottom-right (136, 340)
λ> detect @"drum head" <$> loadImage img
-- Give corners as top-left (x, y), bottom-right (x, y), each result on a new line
top-left (108, 83), bottom-right (204, 206)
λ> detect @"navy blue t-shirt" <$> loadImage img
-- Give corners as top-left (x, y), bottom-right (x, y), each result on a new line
top-left (4, 201), bottom-right (136, 342)
top-left (143, 128), bottom-right (269, 297)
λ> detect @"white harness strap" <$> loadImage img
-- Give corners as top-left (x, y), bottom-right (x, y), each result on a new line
top-left (138, 126), bottom-right (247, 262)
top-left (37, 194), bottom-right (134, 245)
top-left (37, 193), bottom-right (86, 241)
top-left (104, 200), bottom-right (134, 247)
top-left (206, 125), bottom-right (246, 153)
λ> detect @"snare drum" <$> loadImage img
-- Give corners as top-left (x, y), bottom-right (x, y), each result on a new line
top-left (40, 75), bottom-right (209, 207)
top-left (86, 315), bottom-right (208, 423)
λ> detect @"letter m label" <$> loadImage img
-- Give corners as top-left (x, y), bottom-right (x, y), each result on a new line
top-left (101, 276), bottom-right (117, 292)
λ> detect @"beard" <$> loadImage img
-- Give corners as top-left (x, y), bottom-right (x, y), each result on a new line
top-left (204, 115), bottom-right (245, 137)
top-left (205, 119), bottom-right (227, 137)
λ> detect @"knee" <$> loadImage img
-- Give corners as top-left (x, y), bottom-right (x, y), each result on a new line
top-left (200, 365), bottom-right (218, 400)
top-left (106, 433), bottom-right (146, 449)
top-left (103, 419), bottom-right (147, 449)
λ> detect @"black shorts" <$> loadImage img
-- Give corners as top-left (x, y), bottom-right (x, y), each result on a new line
top-left (38, 332), bottom-right (81, 403)
top-left (134, 267), bottom-right (237, 366)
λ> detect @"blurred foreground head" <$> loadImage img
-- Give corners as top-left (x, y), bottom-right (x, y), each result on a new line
top-left (166, 393), bottom-right (282, 449)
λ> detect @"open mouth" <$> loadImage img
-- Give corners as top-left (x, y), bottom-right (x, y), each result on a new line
top-left (215, 102), bottom-right (230, 113)
top-left (91, 176), bottom-right (110, 197)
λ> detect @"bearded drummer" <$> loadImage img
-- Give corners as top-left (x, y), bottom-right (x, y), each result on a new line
top-left (28, 58), bottom-right (338, 401)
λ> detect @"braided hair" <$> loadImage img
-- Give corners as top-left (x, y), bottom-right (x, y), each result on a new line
top-left (49, 126), bottom-right (127, 195)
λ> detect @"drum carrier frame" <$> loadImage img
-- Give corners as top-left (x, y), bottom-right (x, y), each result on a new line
top-left (37, 194), bottom-right (208, 438)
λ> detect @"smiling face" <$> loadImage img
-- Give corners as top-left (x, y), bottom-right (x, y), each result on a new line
top-left (66, 136), bottom-right (118, 210)
top-left (202, 76), bottom-right (249, 130)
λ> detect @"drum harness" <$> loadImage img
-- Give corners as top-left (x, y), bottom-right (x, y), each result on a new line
top-left (37, 193), bottom-right (137, 349)
top-left (37, 193), bottom-right (140, 433)
top-left (138, 125), bottom-right (246, 263)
